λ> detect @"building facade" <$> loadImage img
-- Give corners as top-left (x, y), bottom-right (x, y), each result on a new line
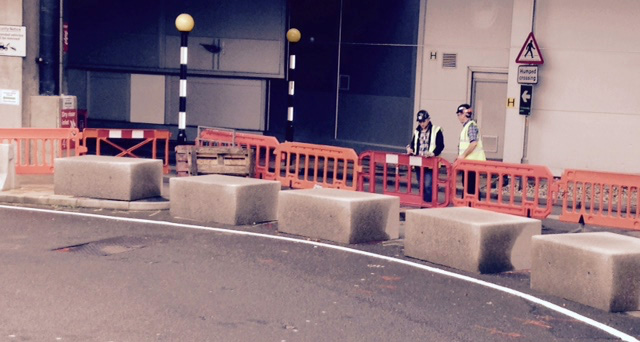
top-left (1, 0), bottom-right (639, 175)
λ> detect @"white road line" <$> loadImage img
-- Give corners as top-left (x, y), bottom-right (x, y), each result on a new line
top-left (1, 204), bottom-right (637, 342)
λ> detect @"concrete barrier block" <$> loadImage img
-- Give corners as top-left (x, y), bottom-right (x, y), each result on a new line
top-left (277, 188), bottom-right (399, 244)
top-left (170, 174), bottom-right (281, 225)
top-left (531, 232), bottom-right (640, 312)
top-left (0, 144), bottom-right (16, 191)
top-left (405, 207), bottom-right (541, 273)
top-left (54, 155), bottom-right (162, 201)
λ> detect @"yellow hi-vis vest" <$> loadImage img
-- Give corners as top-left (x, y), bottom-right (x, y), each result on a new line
top-left (412, 125), bottom-right (441, 155)
top-left (458, 120), bottom-right (486, 161)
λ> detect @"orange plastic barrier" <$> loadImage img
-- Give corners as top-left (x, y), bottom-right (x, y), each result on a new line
top-left (274, 142), bottom-right (361, 190)
top-left (557, 169), bottom-right (640, 231)
top-left (451, 160), bottom-right (556, 219)
top-left (82, 129), bottom-right (171, 174)
top-left (0, 128), bottom-right (86, 174)
top-left (357, 151), bottom-right (452, 208)
top-left (197, 128), bottom-right (279, 180)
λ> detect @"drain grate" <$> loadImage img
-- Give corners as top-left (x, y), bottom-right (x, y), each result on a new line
top-left (53, 236), bottom-right (150, 256)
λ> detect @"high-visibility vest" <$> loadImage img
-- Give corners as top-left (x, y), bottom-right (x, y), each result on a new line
top-left (412, 125), bottom-right (441, 155)
top-left (458, 120), bottom-right (486, 161)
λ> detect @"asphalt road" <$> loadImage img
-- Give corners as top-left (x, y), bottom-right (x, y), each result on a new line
top-left (0, 204), bottom-right (638, 342)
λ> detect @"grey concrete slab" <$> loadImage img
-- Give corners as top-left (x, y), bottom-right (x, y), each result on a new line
top-left (170, 174), bottom-right (281, 225)
top-left (54, 155), bottom-right (162, 201)
top-left (0, 144), bottom-right (16, 191)
top-left (531, 232), bottom-right (640, 312)
top-left (277, 188), bottom-right (400, 244)
top-left (405, 207), bottom-right (541, 273)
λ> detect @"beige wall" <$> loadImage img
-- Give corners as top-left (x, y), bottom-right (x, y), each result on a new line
top-left (418, 0), bottom-right (640, 174)
top-left (0, 0), bottom-right (39, 128)
top-left (130, 74), bottom-right (165, 125)
top-left (0, 0), bottom-right (24, 127)
top-left (418, 0), bottom-right (514, 161)
top-left (523, 0), bottom-right (640, 174)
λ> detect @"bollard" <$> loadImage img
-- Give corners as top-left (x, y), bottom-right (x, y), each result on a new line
top-left (285, 28), bottom-right (301, 142)
top-left (175, 13), bottom-right (195, 144)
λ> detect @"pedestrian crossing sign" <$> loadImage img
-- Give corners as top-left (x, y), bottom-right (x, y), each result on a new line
top-left (516, 32), bottom-right (544, 65)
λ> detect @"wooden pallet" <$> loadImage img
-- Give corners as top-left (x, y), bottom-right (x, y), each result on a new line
top-left (175, 145), bottom-right (254, 177)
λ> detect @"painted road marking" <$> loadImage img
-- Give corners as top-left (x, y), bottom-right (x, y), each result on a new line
top-left (0, 204), bottom-right (637, 342)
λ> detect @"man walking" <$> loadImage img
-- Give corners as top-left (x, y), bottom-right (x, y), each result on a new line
top-left (406, 110), bottom-right (444, 202)
top-left (455, 103), bottom-right (486, 195)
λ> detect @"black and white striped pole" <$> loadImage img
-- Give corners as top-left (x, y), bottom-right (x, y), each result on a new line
top-left (175, 13), bottom-right (195, 145)
top-left (285, 28), bottom-right (301, 142)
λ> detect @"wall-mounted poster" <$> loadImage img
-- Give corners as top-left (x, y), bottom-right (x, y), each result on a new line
top-left (0, 25), bottom-right (26, 57)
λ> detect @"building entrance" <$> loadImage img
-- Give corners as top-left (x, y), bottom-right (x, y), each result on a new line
top-left (471, 71), bottom-right (508, 160)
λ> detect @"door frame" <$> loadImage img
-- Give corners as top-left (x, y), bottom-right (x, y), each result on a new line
top-left (466, 67), bottom-right (508, 160)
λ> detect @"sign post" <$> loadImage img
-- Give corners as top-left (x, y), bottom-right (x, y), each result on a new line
top-left (515, 32), bottom-right (543, 163)
top-left (60, 96), bottom-right (78, 149)
top-left (516, 32), bottom-right (544, 65)
top-left (517, 65), bottom-right (538, 84)
top-left (516, 32), bottom-right (543, 116)
top-left (519, 85), bottom-right (533, 115)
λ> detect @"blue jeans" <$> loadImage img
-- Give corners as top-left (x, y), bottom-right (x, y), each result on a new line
top-left (422, 168), bottom-right (434, 202)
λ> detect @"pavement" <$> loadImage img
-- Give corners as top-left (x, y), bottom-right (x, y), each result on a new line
top-left (3, 172), bottom-right (640, 241)
top-left (0, 174), bottom-right (172, 211)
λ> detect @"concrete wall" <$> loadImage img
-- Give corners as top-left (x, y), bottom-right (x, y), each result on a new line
top-left (1, 0), bottom-right (41, 128)
top-left (0, 0), bottom-right (25, 128)
top-left (418, 0), bottom-right (514, 161)
top-left (521, 0), bottom-right (640, 174)
top-left (418, 0), bottom-right (640, 174)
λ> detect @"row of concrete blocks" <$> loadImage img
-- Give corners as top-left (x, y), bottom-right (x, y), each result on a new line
top-left (52, 156), bottom-right (640, 313)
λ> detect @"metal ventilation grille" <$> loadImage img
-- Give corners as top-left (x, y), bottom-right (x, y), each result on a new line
top-left (483, 135), bottom-right (499, 153)
top-left (442, 53), bottom-right (457, 68)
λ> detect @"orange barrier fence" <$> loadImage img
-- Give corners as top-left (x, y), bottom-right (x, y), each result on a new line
top-left (451, 160), bottom-right (556, 219)
top-left (82, 129), bottom-right (171, 174)
top-left (357, 151), bottom-right (452, 208)
top-left (0, 128), bottom-right (86, 174)
top-left (557, 169), bottom-right (640, 230)
top-left (274, 142), bottom-right (361, 190)
top-left (197, 128), bottom-right (279, 180)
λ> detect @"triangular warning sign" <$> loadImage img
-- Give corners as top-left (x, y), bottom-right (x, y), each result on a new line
top-left (516, 32), bottom-right (544, 65)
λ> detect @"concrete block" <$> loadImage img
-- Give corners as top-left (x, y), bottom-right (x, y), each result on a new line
top-left (405, 207), bottom-right (541, 273)
top-left (0, 144), bottom-right (16, 191)
top-left (277, 188), bottom-right (399, 244)
top-left (170, 174), bottom-right (281, 225)
top-left (54, 155), bottom-right (162, 201)
top-left (531, 232), bottom-right (640, 312)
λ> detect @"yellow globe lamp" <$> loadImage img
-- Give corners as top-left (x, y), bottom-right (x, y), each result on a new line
top-left (175, 14), bottom-right (195, 32)
top-left (286, 28), bottom-right (301, 43)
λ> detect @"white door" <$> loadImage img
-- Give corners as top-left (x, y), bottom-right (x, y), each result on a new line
top-left (471, 72), bottom-right (508, 160)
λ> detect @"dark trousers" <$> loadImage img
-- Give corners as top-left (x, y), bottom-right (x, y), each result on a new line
top-left (417, 168), bottom-right (434, 202)
top-left (464, 171), bottom-right (477, 195)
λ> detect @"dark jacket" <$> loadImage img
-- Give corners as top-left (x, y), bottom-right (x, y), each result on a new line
top-left (408, 122), bottom-right (445, 157)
